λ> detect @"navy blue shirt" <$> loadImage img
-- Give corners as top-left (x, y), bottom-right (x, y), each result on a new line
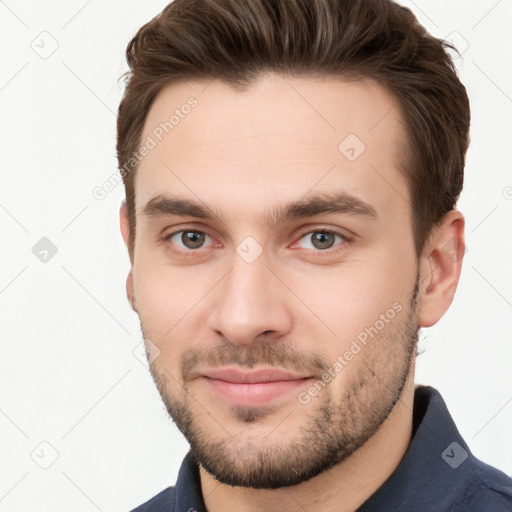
top-left (131, 386), bottom-right (512, 511)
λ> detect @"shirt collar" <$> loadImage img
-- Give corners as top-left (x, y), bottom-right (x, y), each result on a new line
top-left (356, 385), bottom-right (477, 511)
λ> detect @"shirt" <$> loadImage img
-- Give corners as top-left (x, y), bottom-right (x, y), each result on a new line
top-left (130, 386), bottom-right (512, 511)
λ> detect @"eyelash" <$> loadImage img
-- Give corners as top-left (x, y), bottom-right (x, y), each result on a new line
top-left (163, 227), bottom-right (351, 258)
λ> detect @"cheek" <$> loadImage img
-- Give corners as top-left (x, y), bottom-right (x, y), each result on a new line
top-left (133, 270), bottom-right (171, 324)
top-left (134, 230), bottom-right (230, 360)
top-left (132, 266), bottom-right (187, 339)
top-left (286, 256), bottom-right (414, 352)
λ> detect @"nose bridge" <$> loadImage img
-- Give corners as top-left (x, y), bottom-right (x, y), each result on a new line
top-left (228, 253), bottom-right (270, 307)
top-left (207, 250), bottom-right (292, 344)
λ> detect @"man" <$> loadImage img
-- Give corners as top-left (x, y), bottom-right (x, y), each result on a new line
top-left (116, 0), bottom-right (512, 510)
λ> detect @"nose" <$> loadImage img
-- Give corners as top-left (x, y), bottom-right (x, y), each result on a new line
top-left (207, 251), bottom-right (293, 346)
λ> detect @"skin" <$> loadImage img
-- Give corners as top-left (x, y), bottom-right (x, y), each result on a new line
top-left (120, 74), bottom-right (465, 512)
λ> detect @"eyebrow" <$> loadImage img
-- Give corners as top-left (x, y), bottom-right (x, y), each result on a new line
top-left (142, 191), bottom-right (378, 227)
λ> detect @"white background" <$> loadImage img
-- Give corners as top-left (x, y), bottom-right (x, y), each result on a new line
top-left (1, 0), bottom-right (511, 510)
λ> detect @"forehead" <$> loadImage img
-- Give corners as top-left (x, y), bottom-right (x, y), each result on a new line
top-left (134, 74), bottom-right (410, 225)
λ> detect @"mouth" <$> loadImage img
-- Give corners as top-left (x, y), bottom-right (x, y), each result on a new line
top-left (198, 367), bottom-right (314, 407)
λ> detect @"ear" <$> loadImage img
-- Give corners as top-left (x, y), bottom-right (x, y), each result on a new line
top-left (120, 200), bottom-right (131, 249)
top-left (417, 209), bottom-right (465, 328)
top-left (120, 201), bottom-right (137, 312)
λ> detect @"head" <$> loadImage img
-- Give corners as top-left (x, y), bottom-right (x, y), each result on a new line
top-left (117, 0), bottom-right (469, 489)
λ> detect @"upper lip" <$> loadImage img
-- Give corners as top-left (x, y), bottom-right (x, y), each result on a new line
top-left (201, 367), bottom-right (311, 384)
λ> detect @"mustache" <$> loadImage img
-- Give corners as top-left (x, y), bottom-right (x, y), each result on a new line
top-left (180, 341), bottom-right (329, 382)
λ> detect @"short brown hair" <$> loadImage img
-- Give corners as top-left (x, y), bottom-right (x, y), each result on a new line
top-left (116, 0), bottom-right (470, 262)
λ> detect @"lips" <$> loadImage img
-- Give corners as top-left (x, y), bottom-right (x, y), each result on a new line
top-left (199, 367), bottom-right (313, 407)
top-left (203, 368), bottom-right (309, 383)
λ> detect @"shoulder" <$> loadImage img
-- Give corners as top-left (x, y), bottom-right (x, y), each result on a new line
top-left (129, 486), bottom-right (175, 512)
top-left (453, 458), bottom-right (512, 511)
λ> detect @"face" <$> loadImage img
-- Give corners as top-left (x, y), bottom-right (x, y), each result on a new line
top-left (124, 74), bottom-right (422, 488)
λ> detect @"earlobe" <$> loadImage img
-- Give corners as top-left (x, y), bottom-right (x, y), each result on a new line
top-left (417, 210), bottom-right (465, 328)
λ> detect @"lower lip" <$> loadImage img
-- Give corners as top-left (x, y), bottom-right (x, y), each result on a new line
top-left (202, 377), bottom-right (312, 407)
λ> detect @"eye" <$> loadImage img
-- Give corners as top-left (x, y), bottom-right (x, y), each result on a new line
top-left (165, 230), bottom-right (214, 251)
top-left (296, 229), bottom-right (347, 251)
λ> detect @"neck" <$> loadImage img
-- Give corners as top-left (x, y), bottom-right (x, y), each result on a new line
top-left (200, 369), bottom-right (416, 512)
